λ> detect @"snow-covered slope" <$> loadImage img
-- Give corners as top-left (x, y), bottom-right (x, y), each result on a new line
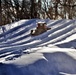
top-left (0, 19), bottom-right (76, 75)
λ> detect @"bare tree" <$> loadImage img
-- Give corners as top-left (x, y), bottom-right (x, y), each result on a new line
top-left (0, 0), bottom-right (2, 25)
top-left (0, 0), bottom-right (76, 25)
top-left (44, 0), bottom-right (76, 19)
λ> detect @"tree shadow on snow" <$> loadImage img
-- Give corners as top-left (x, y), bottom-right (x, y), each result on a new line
top-left (56, 39), bottom-right (76, 48)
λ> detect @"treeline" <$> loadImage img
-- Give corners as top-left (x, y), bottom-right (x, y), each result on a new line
top-left (0, 0), bottom-right (76, 25)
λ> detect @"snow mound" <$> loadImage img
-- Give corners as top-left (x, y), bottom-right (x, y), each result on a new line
top-left (0, 19), bottom-right (76, 75)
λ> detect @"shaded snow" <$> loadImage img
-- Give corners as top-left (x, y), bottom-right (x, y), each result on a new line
top-left (0, 19), bottom-right (76, 75)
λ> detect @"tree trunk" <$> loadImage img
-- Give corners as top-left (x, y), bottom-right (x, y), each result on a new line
top-left (0, 0), bottom-right (2, 25)
top-left (31, 0), bottom-right (36, 18)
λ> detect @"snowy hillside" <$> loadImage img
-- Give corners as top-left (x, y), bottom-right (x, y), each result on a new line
top-left (0, 19), bottom-right (76, 75)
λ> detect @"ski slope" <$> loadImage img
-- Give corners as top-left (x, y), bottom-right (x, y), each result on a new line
top-left (0, 19), bottom-right (76, 75)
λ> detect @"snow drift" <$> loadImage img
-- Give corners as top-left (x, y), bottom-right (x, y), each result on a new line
top-left (0, 19), bottom-right (76, 75)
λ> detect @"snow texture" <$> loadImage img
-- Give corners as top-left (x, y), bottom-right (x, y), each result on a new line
top-left (0, 19), bottom-right (76, 75)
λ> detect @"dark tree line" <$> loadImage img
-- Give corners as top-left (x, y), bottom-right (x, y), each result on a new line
top-left (0, 0), bottom-right (76, 25)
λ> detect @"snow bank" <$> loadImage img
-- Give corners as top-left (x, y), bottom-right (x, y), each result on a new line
top-left (0, 19), bottom-right (76, 75)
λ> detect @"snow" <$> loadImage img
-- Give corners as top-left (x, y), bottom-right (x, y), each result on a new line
top-left (0, 19), bottom-right (76, 75)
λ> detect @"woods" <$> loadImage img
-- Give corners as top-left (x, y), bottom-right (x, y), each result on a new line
top-left (0, 0), bottom-right (76, 25)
